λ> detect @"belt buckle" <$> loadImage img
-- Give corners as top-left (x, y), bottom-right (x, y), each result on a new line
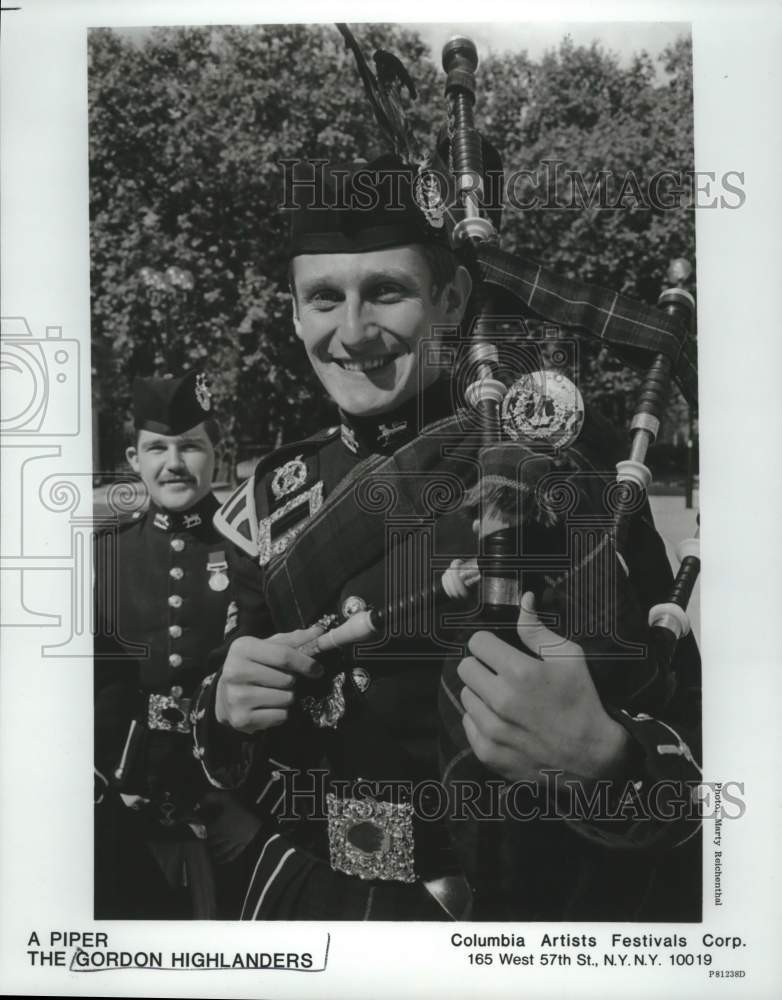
top-left (326, 792), bottom-right (416, 883)
top-left (147, 693), bottom-right (192, 734)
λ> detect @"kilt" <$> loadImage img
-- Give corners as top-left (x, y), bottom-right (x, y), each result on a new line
top-left (238, 830), bottom-right (452, 921)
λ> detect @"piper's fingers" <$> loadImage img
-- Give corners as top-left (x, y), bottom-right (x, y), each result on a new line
top-left (441, 558), bottom-right (481, 601)
top-left (457, 655), bottom-right (506, 708)
top-left (466, 629), bottom-right (539, 679)
top-left (268, 623), bottom-right (325, 648)
top-left (226, 663), bottom-right (300, 690)
top-left (461, 713), bottom-right (520, 776)
top-left (239, 686), bottom-right (295, 711)
top-left (232, 707), bottom-right (290, 734)
top-left (516, 591), bottom-right (584, 661)
top-left (229, 635), bottom-right (323, 678)
top-left (460, 686), bottom-right (515, 748)
top-left (220, 686), bottom-right (295, 730)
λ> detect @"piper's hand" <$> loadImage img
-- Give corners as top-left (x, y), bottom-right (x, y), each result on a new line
top-left (216, 626), bottom-right (325, 734)
top-left (458, 593), bottom-right (630, 782)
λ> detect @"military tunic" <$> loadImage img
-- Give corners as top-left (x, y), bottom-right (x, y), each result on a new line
top-left (93, 492), bottom-right (234, 918)
top-left (193, 380), bottom-right (702, 921)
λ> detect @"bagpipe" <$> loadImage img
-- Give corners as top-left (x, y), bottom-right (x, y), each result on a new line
top-left (287, 28), bottom-right (700, 723)
top-left (218, 30), bottom-right (703, 921)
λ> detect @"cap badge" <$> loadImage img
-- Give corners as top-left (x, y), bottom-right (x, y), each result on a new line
top-left (195, 373), bottom-right (211, 412)
top-left (501, 370), bottom-right (585, 450)
top-left (414, 166), bottom-right (446, 230)
top-left (271, 455), bottom-right (308, 500)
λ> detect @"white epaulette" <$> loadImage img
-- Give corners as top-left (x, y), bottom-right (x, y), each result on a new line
top-left (213, 476), bottom-right (259, 558)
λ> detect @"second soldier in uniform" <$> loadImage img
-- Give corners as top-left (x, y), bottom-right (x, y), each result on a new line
top-left (93, 370), bottom-right (260, 918)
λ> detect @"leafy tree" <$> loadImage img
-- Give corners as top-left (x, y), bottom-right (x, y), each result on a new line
top-left (90, 24), bottom-right (441, 474)
top-left (476, 35), bottom-right (695, 427)
top-left (89, 25), bottom-right (696, 477)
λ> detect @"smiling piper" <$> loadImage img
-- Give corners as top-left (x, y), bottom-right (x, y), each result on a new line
top-left (191, 156), bottom-right (702, 922)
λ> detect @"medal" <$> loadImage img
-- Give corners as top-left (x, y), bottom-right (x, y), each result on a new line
top-left (207, 551), bottom-right (229, 591)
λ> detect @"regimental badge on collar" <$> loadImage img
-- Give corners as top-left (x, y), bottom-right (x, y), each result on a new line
top-left (207, 550), bottom-right (229, 591)
top-left (501, 370), bottom-right (585, 451)
top-left (153, 511), bottom-right (171, 531)
top-left (271, 455), bottom-right (308, 500)
top-left (340, 424), bottom-right (359, 454)
top-left (377, 420), bottom-right (408, 448)
top-left (195, 373), bottom-right (211, 412)
top-left (183, 512), bottom-right (202, 529)
top-left (258, 481), bottom-right (324, 566)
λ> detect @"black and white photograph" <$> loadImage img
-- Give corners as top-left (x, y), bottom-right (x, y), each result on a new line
top-left (89, 17), bottom-right (703, 924)
top-left (2, 1), bottom-right (781, 997)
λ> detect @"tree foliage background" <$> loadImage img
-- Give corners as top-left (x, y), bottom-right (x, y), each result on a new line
top-left (89, 23), bottom-right (695, 479)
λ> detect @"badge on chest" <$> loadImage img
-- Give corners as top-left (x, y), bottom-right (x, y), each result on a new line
top-left (258, 455), bottom-right (324, 566)
top-left (206, 550), bottom-right (229, 591)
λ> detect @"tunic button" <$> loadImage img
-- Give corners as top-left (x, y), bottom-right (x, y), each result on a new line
top-left (169, 625), bottom-right (182, 639)
top-left (352, 667), bottom-right (371, 692)
top-left (170, 538), bottom-right (185, 552)
top-left (170, 685), bottom-right (183, 698)
top-left (169, 653), bottom-right (183, 668)
top-left (169, 567), bottom-right (184, 581)
top-left (168, 595), bottom-right (183, 609)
